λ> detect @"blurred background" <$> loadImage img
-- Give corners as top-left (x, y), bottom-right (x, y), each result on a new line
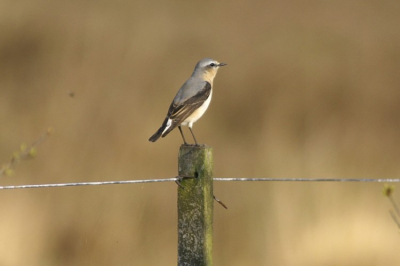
top-left (1, 0), bottom-right (400, 265)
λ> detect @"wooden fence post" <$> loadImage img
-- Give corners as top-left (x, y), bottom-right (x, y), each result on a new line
top-left (177, 145), bottom-right (213, 266)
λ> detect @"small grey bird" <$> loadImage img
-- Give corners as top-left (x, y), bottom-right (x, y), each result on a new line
top-left (149, 58), bottom-right (226, 145)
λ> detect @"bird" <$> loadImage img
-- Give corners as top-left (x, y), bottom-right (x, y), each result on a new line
top-left (149, 58), bottom-right (226, 145)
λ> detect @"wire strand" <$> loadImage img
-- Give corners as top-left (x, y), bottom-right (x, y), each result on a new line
top-left (0, 178), bottom-right (179, 190)
top-left (1, 177), bottom-right (400, 190)
top-left (213, 178), bottom-right (400, 182)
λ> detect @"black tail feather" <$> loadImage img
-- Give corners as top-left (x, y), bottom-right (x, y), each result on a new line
top-left (149, 127), bottom-right (164, 142)
top-left (149, 117), bottom-right (170, 142)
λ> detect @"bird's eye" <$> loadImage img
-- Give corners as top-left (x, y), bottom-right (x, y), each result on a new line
top-left (209, 63), bottom-right (215, 67)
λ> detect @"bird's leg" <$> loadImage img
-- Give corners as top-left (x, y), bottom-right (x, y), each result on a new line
top-left (189, 127), bottom-right (199, 146)
top-left (178, 126), bottom-right (188, 145)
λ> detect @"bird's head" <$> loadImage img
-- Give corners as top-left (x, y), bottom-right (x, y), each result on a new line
top-left (193, 58), bottom-right (227, 82)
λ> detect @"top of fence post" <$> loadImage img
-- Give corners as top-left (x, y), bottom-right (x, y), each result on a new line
top-left (177, 145), bottom-right (213, 266)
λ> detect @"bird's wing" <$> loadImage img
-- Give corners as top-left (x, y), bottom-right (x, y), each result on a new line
top-left (161, 82), bottom-right (211, 137)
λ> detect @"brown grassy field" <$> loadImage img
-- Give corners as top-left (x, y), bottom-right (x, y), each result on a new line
top-left (1, 0), bottom-right (400, 265)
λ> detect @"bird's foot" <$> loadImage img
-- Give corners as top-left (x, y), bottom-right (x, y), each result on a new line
top-left (182, 143), bottom-right (197, 147)
top-left (194, 143), bottom-right (207, 147)
top-left (181, 143), bottom-right (207, 147)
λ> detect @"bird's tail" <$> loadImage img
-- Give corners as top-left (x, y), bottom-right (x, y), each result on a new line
top-left (149, 117), bottom-right (169, 142)
top-left (149, 127), bottom-right (164, 142)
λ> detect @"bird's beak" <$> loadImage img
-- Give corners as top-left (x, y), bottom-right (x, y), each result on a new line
top-left (218, 62), bottom-right (227, 67)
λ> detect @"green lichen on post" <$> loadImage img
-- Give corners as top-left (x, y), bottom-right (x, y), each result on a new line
top-left (178, 145), bottom-right (213, 266)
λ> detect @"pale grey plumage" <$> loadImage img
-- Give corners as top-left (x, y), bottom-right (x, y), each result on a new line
top-left (173, 77), bottom-right (208, 105)
top-left (149, 58), bottom-right (226, 145)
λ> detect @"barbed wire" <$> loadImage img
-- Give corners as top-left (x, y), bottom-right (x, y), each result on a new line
top-left (1, 177), bottom-right (400, 190)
